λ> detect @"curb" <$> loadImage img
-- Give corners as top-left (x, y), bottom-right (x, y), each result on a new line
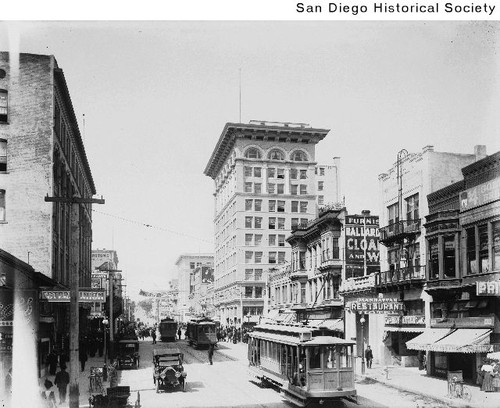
top-left (355, 374), bottom-right (472, 408)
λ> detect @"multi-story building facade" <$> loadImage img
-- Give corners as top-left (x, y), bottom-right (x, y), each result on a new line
top-left (204, 121), bottom-right (337, 326)
top-left (376, 145), bottom-right (486, 367)
top-left (90, 249), bottom-right (120, 322)
top-left (188, 265), bottom-right (215, 318)
top-left (175, 254), bottom-right (213, 323)
top-left (0, 52), bottom-right (96, 352)
top-left (406, 150), bottom-right (500, 383)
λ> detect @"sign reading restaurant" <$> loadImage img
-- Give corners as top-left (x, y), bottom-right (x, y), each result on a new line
top-left (476, 281), bottom-right (500, 296)
top-left (40, 290), bottom-right (105, 303)
top-left (346, 297), bottom-right (404, 313)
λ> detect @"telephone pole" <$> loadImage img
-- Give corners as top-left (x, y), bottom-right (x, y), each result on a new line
top-left (45, 195), bottom-right (104, 408)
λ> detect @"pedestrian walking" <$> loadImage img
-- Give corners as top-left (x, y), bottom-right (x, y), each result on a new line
top-left (208, 343), bottom-right (215, 365)
top-left (46, 349), bottom-right (58, 375)
top-left (177, 327), bottom-right (182, 340)
top-left (151, 328), bottom-right (157, 344)
top-left (365, 345), bottom-right (373, 369)
top-left (54, 364), bottom-right (69, 404)
top-left (4, 367), bottom-right (12, 401)
top-left (79, 344), bottom-right (88, 372)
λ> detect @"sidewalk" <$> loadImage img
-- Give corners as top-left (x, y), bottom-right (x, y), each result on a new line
top-left (357, 362), bottom-right (500, 408)
top-left (40, 353), bottom-right (115, 408)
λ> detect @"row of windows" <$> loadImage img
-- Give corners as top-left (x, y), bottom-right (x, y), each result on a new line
top-left (387, 193), bottom-right (420, 223)
top-left (244, 216), bottom-right (309, 229)
top-left (244, 147), bottom-right (308, 162)
top-left (245, 234), bottom-right (286, 247)
top-left (244, 166), bottom-right (308, 180)
top-left (244, 182), bottom-right (308, 195)
top-left (245, 251), bottom-right (287, 264)
top-left (245, 199), bottom-right (309, 213)
top-left (0, 89), bottom-right (8, 123)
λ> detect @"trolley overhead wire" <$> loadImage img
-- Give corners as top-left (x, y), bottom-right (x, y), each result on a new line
top-left (92, 209), bottom-right (214, 245)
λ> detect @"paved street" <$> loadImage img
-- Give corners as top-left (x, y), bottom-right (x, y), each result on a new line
top-left (65, 339), bottom-right (471, 408)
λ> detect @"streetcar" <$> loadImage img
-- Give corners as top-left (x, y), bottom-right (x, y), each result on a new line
top-left (185, 317), bottom-right (217, 348)
top-left (158, 318), bottom-right (178, 342)
top-left (248, 323), bottom-right (357, 407)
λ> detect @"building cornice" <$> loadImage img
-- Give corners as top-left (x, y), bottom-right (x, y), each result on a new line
top-left (204, 122), bottom-right (330, 179)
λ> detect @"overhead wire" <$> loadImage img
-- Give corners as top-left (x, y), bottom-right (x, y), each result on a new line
top-left (92, 209), bottom-right (214, 244)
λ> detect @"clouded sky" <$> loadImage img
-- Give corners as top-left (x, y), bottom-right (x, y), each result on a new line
top-left (1, 20), bottom-right (499, 299)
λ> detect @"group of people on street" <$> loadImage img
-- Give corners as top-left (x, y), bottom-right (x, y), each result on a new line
top-left (477, 359), bottom-right (500, 392)
top-left (216, 325), bottom-right (252, 344)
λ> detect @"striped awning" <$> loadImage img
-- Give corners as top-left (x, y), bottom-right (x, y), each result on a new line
top-left (407, 328), bottom-right (493, 353)
top-left (431, 329), bottom-right (492, 353)
top-left (406, 328), bottom-right (454, 351)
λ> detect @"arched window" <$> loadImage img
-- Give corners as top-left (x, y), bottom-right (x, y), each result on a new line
top-left (291, 150), bottom-right (308, 162)
top-left (245, 147), bottom-right (261, 159)
top-left (268, 149), bottom-right (284, 160)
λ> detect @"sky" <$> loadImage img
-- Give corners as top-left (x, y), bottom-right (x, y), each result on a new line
top-left (1, 19), bottom-right (499, 300)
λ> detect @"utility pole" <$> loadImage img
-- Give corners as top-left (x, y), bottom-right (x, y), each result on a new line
top-left (45, 195), bottom-right (104, 408)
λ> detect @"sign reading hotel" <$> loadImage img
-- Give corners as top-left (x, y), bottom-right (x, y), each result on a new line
top-left (346, 297), bottom-right (404, 313)
top-left (476, 281), bottom-right (500, 296)
top-left (40, 290), bottom-right (105, 303)
top-left (460, 178), bottom-right (500, 211)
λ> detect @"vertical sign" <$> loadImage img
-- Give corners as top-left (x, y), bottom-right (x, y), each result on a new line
top-left (345, 215), bottom-right (380, 279)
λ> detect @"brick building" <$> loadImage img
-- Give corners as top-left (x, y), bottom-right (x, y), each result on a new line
top-left (0, 52), bottom-right (96, 352)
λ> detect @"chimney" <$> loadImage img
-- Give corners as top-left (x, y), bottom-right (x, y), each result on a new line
top-left (474, 145), bottom-right (487, 161)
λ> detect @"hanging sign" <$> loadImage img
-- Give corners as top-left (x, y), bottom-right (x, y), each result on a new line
top-left (476, 281), bottom-right (500, 296)
top-left (40, 290), bottom-right (105, 303)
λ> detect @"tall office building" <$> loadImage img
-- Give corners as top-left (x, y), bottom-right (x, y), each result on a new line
top-left (204, 120), bottom-right (336, 325)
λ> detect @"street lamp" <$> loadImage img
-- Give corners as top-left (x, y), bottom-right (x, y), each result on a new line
top-left (102, 318), bottom-right (109, 381)
top-left (360, 315), bottom-right (366, 375)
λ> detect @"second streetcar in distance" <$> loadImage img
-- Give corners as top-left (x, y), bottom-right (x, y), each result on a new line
top-left (248, 323), bottom-right (357, 407)
top-left (158, 318), bottom-right (178, 342)
top-left (185, 317), bottom-right (217, 348)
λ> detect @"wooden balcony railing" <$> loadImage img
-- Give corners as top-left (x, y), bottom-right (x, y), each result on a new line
top-left (375, 265), bottom-right (426, 286)
top-left (380, 219), bottom-right (421, 243)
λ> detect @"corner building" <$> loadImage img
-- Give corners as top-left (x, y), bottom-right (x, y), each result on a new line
top-left (204, 121), bottom-right (335, 326)
top-left (0, 52), bottom-right (96, 356)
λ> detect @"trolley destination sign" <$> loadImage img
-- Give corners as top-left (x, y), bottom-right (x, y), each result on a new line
top-left (346, 297), bottom-right (404, 313)
top-left (40, 290), bottom-right (105, 303)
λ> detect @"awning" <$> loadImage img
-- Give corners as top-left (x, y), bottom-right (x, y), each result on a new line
top-left (406, 328), bottom-right (454, 351)
top-left (432, 329), bottom-right (492, 353)
top-left (385, 326), bottom-right (425, 332)
top-left (306, 318), bottom-right (343, 332)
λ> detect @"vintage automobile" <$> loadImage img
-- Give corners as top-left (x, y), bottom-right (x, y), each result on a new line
top-left (116, 339), bottom-right (140, 370)
top-left (88, 386), bottom-right (141, 408)
top-left (152, 348), bottom-right (187, 393)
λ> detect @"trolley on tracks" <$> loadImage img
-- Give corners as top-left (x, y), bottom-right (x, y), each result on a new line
top-left (158, 318), bottom-right (178, 342)
top-left (248, 323), bottom-right (357, 407)
top-left (185, 317), bottom-right (217, 348)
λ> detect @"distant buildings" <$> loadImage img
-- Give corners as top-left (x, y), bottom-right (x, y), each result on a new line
top-left (174, 254), bottom-right (214, 322)
top-left (204, 120), bottom-right (341, 326)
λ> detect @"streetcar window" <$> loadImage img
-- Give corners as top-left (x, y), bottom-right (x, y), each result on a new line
top-left (339, 346), bottom-right (352, 368)
top-left (310, 346), bottom-right (321, 369)
top-left (325, 346), bottom-right (336, 369)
